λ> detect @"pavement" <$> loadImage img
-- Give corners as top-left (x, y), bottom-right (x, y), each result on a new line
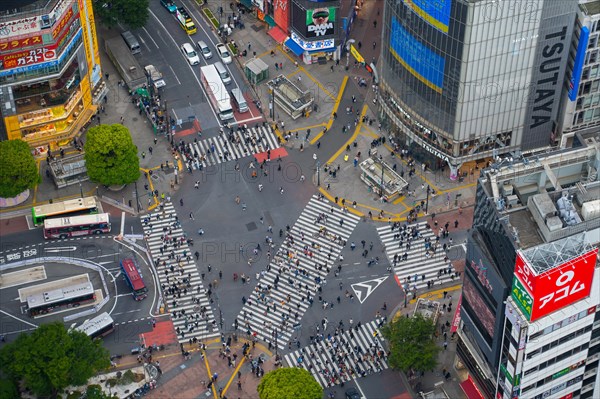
top-left (0, 0), bottom-right (479, 398)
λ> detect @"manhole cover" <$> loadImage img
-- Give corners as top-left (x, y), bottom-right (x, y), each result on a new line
top-left (132, 117), bottom-right (138, 122)
top-left (151, 174), bottom-right (159, 180)
top-left (246, 222), bottom-right (257, 231)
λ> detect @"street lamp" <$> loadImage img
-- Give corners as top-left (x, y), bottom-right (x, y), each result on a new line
top-left (317, 161), bottom-right (321, 187)
top-left (134, 181), bottom-right (141, 212)
top-left (78, 179), bottom-right (83, 198)
top-left (425, 185), bottom-right (430, 214)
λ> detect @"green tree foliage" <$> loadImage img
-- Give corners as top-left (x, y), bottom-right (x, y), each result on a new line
top-left (0, 377), bottom-right (18, 398)
top-left (94, 0), bottom-right (150, 29)
top-left (382, 314), bottom-right (440, 373)
top-left (258, 368), bottom-right (322, 399)
top-left (84, 124), bottom-right (140, 186)
top-left (0, 139), bottom-right (40, 198)
top-left (0, 322), bottom-right (110, 397)
top-left (86, 384), bottom-right (113, 399)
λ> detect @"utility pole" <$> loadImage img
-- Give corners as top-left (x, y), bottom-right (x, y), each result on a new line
top-left (134, 181), bottom-right (141, 212)
top-left (425, 185), bottom-right (430, 214)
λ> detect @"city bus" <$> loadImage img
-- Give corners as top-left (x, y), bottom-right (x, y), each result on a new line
top-left (26, 282), bottom-right (96, 317)
top-left (32, 196), bottom-right (99, 226)
top-left (120, 258), bottom-right (148, 301)
top-left (200, 65), bottom-right (234, 121)
top-left (43, 213), bottom-right (111, 239)
top-left (175, 7), bottom-right (197, 35)
top-left (75, 312), bottom-right (115, 339)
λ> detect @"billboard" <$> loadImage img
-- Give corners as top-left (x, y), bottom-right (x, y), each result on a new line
top-left (0, 0), bottom-right (74, 40)
top-left (273, 0), bottom-right (290, 33)
top-left (390, 18), bottom-right (445, 93)
top-left (290, 31), bottom-right (335, 50)
top-left (402, 0), bottom-right (451, 33)
top-left (304, 7), bottom-right (336, 37)
top-left (0, 35), bottom-right (43, 51)
top-left (512, 248), bottom-right (598, 322)
top-left (568, 26), bottom-right (589, 101)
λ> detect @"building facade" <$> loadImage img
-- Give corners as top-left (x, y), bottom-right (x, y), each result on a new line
top-left (561, 1), bottom-right (600, 136)
top-left (455, 133), bottom-right (600, 398)
top-left (0, 0), bottom-right (106, 155)
top-left (378, 0), bottom-right (580, 178)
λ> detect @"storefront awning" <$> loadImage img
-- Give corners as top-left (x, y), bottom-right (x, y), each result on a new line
top-left (268, 26), bottom-right (287, 44)
top-left (285, 38), bottom-right (304, 57)
top-left (263, 14), bottom-right (276, 27)
top-left (238, 0), bottom-right (253, 9)
top-left (460, 376), bottom-right (485, 399)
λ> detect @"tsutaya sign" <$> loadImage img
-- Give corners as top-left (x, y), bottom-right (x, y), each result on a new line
top-left (512, 249), bottom-right (598, 322)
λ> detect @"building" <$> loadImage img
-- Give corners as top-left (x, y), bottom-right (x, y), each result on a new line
top-left (0, 0), bottom-right (107, 155)
top-left (378, 0), bottom-right (582, 179)
top-left (455, 132), bottom-right (600, 399)
top-left (560, 0), bottom-right (600, 137)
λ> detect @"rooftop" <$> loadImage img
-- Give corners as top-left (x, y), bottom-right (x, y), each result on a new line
top-left (580, 0), bottom-right (600, 16)
top-left (521, 233), bottom-right (594, 274)
top-left (0, 0), bottom-right (54, 18)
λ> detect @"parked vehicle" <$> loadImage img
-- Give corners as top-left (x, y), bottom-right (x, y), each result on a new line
top-left (216, 43), bottom-right (232, 64)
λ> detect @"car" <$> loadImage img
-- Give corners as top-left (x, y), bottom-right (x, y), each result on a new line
top-left (345, 387), bottom-right (361, 399)
top-left (216, 43), bottom-right (232, 64)
top-left (160, 0), bottom-right (177, 13)
top-left (197, 40), bottom-right (213, 60)
top-left (180, 43), bottom-right (200, 65)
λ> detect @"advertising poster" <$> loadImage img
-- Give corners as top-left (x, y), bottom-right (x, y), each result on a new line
top-left (273, 0), bottom-right (290, 33)
top-left (305, 7), bottom-right (335, 38)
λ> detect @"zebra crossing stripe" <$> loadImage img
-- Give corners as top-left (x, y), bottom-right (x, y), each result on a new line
top-left (284, 320), bottom-right (388, 388)
top-left (180, 126), bottom-right (280, 169)
top-left (140, 203), bottom-right (219, 343)
top-left (377, 222), bottom-right (457, 290)
top-left (235, 195), bottom-right (360, 349)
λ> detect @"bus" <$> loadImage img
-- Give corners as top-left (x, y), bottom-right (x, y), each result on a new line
top-left (43, 213), bottom-right (111, 239)
top-left (120, 258), bottom-right (148, 301)
top-left (75, 312), bottom-right (115, 339)
top-left (175, 7), bottom-right (197, 35)
top-left (32, 196), bottom-right (99, 226)
top-left (200, 65), bottom-right (234, 121)
top-left (26, 282), bottom-right (96, 317)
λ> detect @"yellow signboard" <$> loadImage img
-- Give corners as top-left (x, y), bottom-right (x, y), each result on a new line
top-left (350, 44), bottom-right (364, 64)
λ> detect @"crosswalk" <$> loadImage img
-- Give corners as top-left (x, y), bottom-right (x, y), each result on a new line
top-left (234, 195), bottom-right (360, 349)
top-left (377, 222), bottom-right (456, 291)
top-left (284, 320), bottom-right (388, 388)
top-left (140, 203), bottom-right (219, 343)
top-left (180, 125), bottom-right (279, 169)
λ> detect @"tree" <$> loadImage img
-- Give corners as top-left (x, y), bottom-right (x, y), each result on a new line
top-left (84, 124), bottom-right (140, 186)
top-left (0, 139), bottom-right (40, 198)
top-left (94, 0), bottom-right (149, 29)
top-left (0, 322), bottom-right (110, 397)
top-left (0, 377), bottom-right (18, 398)
top-left (257, 368), bottom-right (322, 399)
top-left (381, 314), bottom-right (440, 373)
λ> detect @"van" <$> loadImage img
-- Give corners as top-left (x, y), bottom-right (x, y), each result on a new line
top-left (214, 61), bottom-right (231, 85)
top-left (121, 31), bottom-right (140, 54)
top-left (196, 40), bottom-right (212, 59)
top-left (230, 88), bottom-right (248, 113)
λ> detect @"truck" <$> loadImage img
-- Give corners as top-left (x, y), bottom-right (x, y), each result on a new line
top-left (144, 64), bottom-right (166, 89)
top-left (200, 65), bottom-right (234, 121)
top-left (175, 7), bottom-right (197, 35)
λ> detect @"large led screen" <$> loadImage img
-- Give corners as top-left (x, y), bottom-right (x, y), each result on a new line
top-left (462, 276), bottom-right (496, 342)
top-left (402, 0), bottom-right (451, 33)
top-left (390, 17), bottom-right (445, 93)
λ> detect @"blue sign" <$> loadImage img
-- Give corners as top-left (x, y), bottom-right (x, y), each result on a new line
top-left (569, 27), bottom-right (589, 101)
top-left (403, 0), bottom-right (451, 33)
top-left (390, 18), bottom-right (445, 92)
top-left (0, 28), bottom-right (82, 78)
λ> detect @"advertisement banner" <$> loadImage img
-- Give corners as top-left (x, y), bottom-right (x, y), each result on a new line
top-left (514, 252), bottom-right (536, 294)
top-left (0, 36), bottom-right (43, 51)
top-left (350, 44), bottom-right (364, 63)
top-left (305, 7), bottom-right (336, 38)
top-left (0, 17), bottom-right (42, 40)
top-left (52, 7), bottom-right (75, 39)
top-left (529, 248), bottom-right (597, 321)
top-left (273, 0), bottom-right (290, 33)
top-left (402, 0), bottom-right (451, 33)
top-left (290, 31), bottom-right (335, 51)
top-left (0, 48), bottom-right (57, 70)
top-left (512, 277), bottom-right (533, 319)
top-left (390, 17), bottom-right (445, 93)
top-left (569, 26), bottom-right (589, 101)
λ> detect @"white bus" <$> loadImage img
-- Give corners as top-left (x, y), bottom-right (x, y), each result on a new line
top-left (43, 213), bottom-right (111, 239)
top-left (75, 312), bottom-right (115, 339)
top-left (200, 65), bottom-right (234, 121)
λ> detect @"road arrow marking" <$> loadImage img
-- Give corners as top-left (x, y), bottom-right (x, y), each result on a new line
top-left (44, 246), bottom-right (77, 253)
top-left (351, 276), bottom-right (389, 304)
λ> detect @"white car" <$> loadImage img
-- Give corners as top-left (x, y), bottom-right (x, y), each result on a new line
top-left (216, 43), bottom-right (232, 64)
top-left (197, 40), bottom-right (213, 60)
top-left (181, 43), bottom-right (200, 65)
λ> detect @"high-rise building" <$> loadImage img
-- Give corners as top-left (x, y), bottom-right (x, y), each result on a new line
top-left (378, 0), bottom-right (580, 179)
top-left (0, 0), bottom-right (106, 154)
top-left (455, 131), bottom-right (600, 399)
top-left (560, 1), bottom-right (600, 136)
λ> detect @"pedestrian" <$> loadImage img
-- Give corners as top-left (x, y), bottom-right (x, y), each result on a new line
top-left (141, 151), bottom-right (146, 159)
top-left (148, 146), bottom-right (153, 154)
top-left (373, 20), bottom-right (377, 28)
top-left (120, 116), bottom-right (124, 124)
top-left (280, 187), bottom-right (284, 194)
top-left (279, 62), bottom-right (282, 69)
top-left (275, 63), bottom-right (279, 71)
top-left (330, 65), bottom-right (334, 72)
top-left (154, 137), bottom-right (158, 145)
top-left (454, 220), bottom-right (459, 228)
top-left (297, 75), bottom-right (302, 82)
top-left (189, 212), bottom-right (194, 220)
top-left (373, 41), bottom-right (377, 49)
top-left (443, 341), bottom-right (448, 350)
top-left (358, 41), bottom-right (362, 49)
top-left (105, 72), bottom-right (109, 80)
top-left (195, 251), bottom-right (200, 260)
top-left (248, 42), bottom-right (251, 50)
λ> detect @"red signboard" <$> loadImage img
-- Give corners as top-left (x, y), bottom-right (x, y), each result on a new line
top-left (0, 35), bottom-right (43, 51)
top-left (451, 294), bottom-right (462, 333)
top-left (514, 248), bottom-right (598, 322)
top-left (52, 8), bottom-right (75, 39)
top-left (273, 0), bottom-right (290, 34)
